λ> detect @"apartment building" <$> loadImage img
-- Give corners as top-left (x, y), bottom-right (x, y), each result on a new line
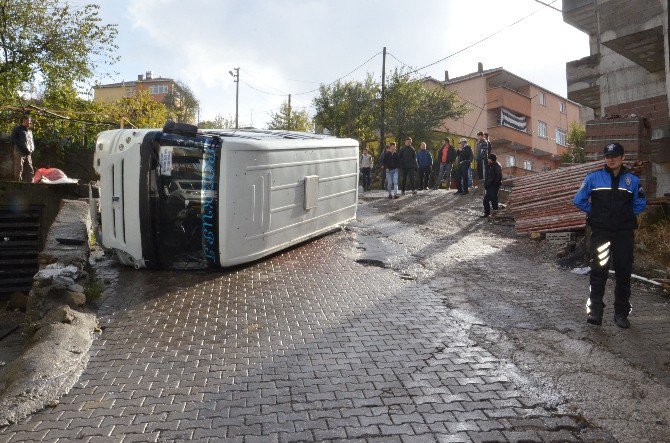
top-left (93, 71), bottom-right (177, 104)
top-left (425, 65), bottom-right (587, 178)
top-left (563, 0), bottom-right (670, 197)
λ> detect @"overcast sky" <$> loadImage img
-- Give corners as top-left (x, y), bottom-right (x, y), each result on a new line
top-left (89, 0), bottom-right (589, 129)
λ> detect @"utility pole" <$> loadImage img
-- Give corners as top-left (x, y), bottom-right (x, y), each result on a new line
top-left (380, 47), bottom-right (386, 157)
top-left (229, 67), bottom-right (240, 129)
top-left (287, 94), bottom-right (292, 131)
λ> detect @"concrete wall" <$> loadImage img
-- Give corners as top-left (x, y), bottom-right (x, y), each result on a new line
top-left (597, 46), bottom-right (667, 111)
top-left (441, 76), bottom-right (489, 137)
top-left (93, 86), bottom-right (129, 103)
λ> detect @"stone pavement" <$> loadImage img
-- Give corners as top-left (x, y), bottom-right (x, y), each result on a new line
top-left (0, 220), bottom-right (614, 442)
top-left (6, 187), bottom-right (670, 442)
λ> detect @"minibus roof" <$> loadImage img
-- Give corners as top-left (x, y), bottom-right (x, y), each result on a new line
top-left (198, 129), bottom-right (335, 140)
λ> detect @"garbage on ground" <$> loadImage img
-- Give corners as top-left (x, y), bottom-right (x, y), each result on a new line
top-left (32, 168), bottom-right (79, 184)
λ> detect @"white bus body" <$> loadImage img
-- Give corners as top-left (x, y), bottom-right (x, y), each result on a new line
top-left (94, 128), bottom-right (359, 269)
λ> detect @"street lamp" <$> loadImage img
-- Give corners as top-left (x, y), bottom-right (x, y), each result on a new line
top-left (229, 68), bottom-right (239, 129)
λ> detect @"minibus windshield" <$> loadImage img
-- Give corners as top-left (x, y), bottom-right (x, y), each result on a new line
top-left (154, 134), bottom-right (220, 269)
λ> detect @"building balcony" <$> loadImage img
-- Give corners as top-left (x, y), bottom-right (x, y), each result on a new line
top-left (488, 125), bottom-right (532, 150)
top-left (602, 26), bottom-right (666, 73)
top-left (562, 0), bottom-right (597, 34)
top-left (486, 87), bottom-right (531, 117)
top-left (566, 54), bottom-right (601, 110)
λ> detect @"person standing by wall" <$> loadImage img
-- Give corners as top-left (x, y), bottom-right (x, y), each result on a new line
top-left (416, 142), bottom-right (432, 191)
top-left (475, 131), bottom-right (489, 188)
top-left (379, 145), bottom-right (390, 190)
top-left (573, 142), bottom-right (646, 329)
top-left (457, 138), bottom-right (473, 195)
top-left (481, 153), bottom-right (502, 217)
top-left (10, 115), bottom-right (35, 182)
top-left (382, 142), bottom-right (400, 199)
top-left (398, 137), bottom-right (418, 195)
top-left (433, 138), bottom-right (457, 190)
top-left (360, 148), bottom-right (373, 191)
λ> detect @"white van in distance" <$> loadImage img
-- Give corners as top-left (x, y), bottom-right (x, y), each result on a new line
top-left (94, 124), bottom-right (359, 269)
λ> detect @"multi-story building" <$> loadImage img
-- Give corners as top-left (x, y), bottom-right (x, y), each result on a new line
top-left (425, 65), bottom-right (588, 178)
top-left (93, 71), bottom-right (178, 104)
top-left (563, 0), bottom-right (669, 197)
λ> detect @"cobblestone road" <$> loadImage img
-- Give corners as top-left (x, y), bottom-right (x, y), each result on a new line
top-left (1, 190), bottom-right (668, 442)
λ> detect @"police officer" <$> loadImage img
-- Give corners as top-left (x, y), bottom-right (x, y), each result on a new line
top-left (573, 142), bottom-right (646, 328)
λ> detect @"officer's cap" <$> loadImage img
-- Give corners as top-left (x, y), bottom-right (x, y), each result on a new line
top-left (603, 143), bottom-right (624, 157)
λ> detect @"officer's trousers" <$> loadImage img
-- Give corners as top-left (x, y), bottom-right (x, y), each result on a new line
top-left (588, 229), bottom-right (634, 318)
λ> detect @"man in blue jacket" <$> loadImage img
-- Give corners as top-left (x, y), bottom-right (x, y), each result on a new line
top-left (416, 142), bottom-right (433, 190)
top-left (573, 143), bottom-right (646, 328)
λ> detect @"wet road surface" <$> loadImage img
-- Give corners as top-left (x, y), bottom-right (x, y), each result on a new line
top-left (1, 189), bottom-right (669, 442)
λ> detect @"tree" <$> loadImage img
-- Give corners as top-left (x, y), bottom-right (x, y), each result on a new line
top-left (384, 69), bottom-right (467, 147)
top-left (198, 114), bottom-right (235, 129)
top-left (104, 90), bottom-right (170, 129)
top-left (312, 75), bottom-right (378, 141)
top-left (165, 80), bottom-right (199, 124)
top-left (0, 1), bottom-right (118, 104)
top-left (562, 121), bottom-right (586, 163)
top-left (267, 101), bottom-right (312, 132)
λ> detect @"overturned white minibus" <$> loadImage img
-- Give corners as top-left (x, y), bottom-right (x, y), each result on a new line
top-left (93, 125), bottom-right (359, 269)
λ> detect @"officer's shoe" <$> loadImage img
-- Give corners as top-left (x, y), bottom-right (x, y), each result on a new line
top-left (613, 316), bottom-right (630, 329)
top-left (586, 312), bottom-right (602, 325)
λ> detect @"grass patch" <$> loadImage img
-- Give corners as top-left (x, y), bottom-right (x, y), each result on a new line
top-left (637, 212), bottom-right (670, 268)
top-left (84, 278), bottom-right (105, 302)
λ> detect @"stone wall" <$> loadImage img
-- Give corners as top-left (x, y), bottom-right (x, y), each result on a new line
top-left (26, 200), bottom-right (92, 324)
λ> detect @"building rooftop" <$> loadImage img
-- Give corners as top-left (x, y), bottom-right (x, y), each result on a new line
top-left (93, 73), bottom-right (174, 89)
top-left (426, 66), bottom-right (580, 105)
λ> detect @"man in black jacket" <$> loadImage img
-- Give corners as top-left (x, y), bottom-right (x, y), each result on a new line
top-left (475, 131), bottom-right (489, 185)
top-left (382, 142), bottom-right (400, 199)
top-left (10, 115), bottom-right (35, 182)
top-left (456, 138), bottom-right (473, 195)
top-left (398, 137), bottom-right (418, 195)
top-left (481, 154), bottom-right (502, 217)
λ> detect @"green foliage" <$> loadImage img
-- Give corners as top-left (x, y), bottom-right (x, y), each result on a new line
top-left (0, 0), bottom-right (118, 103)
top-left (313, 74), bottom-right (378, 141)
top-left (267, 101), bottom-right (312, 132)
top-left (84, 277), bottom-right (104, 302)
top-left (312, 70), bottom-right (466, 154)
top-left (385, 69), bottom-right (467, 147)
top-left (562, 121), bottom-right (586, 163)
top-left (105, 90), bottom-right (170, 129)
top-left (198, 114), bottom-right (235, 129)
top-left (164, 80), bottom-right (199, 124)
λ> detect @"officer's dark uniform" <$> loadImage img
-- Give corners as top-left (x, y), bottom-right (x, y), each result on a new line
top-left (573, 143), bottom-right (646, 327)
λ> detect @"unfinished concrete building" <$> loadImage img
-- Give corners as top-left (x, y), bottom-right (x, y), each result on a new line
top-left (563, 0), bottom-right (670, 197)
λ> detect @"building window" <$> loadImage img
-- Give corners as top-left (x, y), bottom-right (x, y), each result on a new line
top-left (556, 127), bottom-right (567, 146)
top-left (538, 121), bottom-right (547, 138)
top-left (506, 155), bottom-right (516, 167)
top-left (149, 84), bottom-right (168, 94)
top-left (559, 101), bottom-right (566, 113)
top-left (539, 92), bottom-right (546, 106)
top-left (523, 160), bottom-right (533, 171)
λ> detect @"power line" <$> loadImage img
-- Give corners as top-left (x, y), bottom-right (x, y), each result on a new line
top-left (533, 0), bottom-right (562, 12)
top-left (403, 0), bottom-right (559, 77)
top-left (387, 52), bottom-right (411, 69)
top-left (241, 67), bottom-right (321, 85)
top-left (241, 80), bottom-right (287, 97)
top-left (292, 51), bottom-right (382, 96)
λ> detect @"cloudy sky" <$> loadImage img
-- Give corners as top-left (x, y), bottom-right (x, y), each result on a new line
top-left (89, 0), bottom-right (589, 128)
